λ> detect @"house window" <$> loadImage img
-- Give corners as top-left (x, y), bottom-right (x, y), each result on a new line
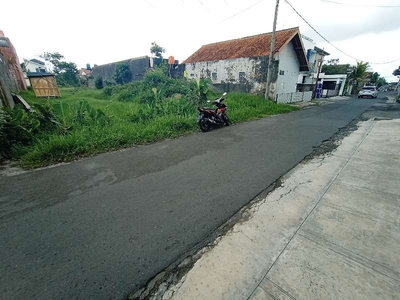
top-left (302, 75), bottom-right (307, 83)
top-left (239, 72), bottom-right (246, 83)
top-left (212, 72), bottom-right (217, 81)
top-left (279, 70), bottom-right (285, 75)
top-left (190, 73), bottom-right (195, 78)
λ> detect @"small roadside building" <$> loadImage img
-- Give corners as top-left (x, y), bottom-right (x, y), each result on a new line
top-left (183, 27), bottom-right (309, 101)
top-left (27, 72), bottom-right (61, 98)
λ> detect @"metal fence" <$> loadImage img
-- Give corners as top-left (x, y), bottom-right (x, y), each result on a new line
top-left (276, 91), bottom-right (313, 104)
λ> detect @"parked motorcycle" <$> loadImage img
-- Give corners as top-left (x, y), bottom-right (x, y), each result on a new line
top-left (197, 92), bottom-right (229, 132)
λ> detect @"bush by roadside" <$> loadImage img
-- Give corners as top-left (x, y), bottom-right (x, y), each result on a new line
top-left (1, 74), bottom-right (298, 168)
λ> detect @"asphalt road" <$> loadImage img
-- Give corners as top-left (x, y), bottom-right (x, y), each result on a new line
top-left (0, 95), bottom-right (379, 300)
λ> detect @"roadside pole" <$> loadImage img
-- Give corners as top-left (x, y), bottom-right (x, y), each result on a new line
top-left (312, 59), bottom-right (323, 99)
top-left (265, 0), bottom-right (280, 101)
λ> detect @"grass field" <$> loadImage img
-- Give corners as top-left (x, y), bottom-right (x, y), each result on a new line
top-left (3, 81), bottom-right (298, 168)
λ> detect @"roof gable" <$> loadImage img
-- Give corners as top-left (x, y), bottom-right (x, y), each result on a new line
top-left (184, 27), bottom-right (300, 63)
top-left (30, 58), bottom-right (45, 65)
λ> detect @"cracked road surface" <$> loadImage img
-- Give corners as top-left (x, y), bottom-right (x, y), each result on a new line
top-left (0, 96), bottom-right (379, 299)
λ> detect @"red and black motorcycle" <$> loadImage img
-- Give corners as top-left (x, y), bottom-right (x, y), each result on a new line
top-left (197, 92), bottom-right (229, 132)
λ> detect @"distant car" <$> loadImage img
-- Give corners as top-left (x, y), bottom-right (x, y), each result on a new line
top-left (358, 86), bottom-right (378, 98)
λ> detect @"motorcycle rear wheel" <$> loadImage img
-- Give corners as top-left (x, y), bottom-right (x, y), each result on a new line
top-left (223, 116), bottom-right (230, 126)
top-left (199, 119), bottom-right (211, 132)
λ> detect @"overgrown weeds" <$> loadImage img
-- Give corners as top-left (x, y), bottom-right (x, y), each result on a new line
top-left (2, 74), bottom-right (297, 168)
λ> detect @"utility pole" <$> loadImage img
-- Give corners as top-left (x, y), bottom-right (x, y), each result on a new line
top-left (265, 0), bottom-right (280, 100)
top-left (312, 59), bottom-right (323, 99)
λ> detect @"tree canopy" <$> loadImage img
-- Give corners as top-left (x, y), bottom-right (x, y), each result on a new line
top-left (40, 52), bottom-right (79, 86)
top-left (393, 67), bottom-right (400, 76)
top-left (370, 72), bottom-right (388, 87)
top-left (113, 63), bottom-right (132, 85)
top-left (150, 42), bottom-right (165, 58)
top-left (321, 63), bottom-right (351, 75)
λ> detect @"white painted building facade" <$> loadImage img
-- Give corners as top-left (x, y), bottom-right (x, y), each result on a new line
top-left (24, 59), bottom-right (47, 73)
top-left (185, 57), bottom-right (265, 94)
top-left (297, 72), bottom-right (348, 97)
top-left (183, 27), bottom-right (309, 101)
top-left (185, 39), bottom-right (305, 98)
top-left (275, 41), bottom-right (301, 95)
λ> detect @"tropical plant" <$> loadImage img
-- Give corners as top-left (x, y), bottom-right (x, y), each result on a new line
top-left (348, 61), bottom-right (370, 90)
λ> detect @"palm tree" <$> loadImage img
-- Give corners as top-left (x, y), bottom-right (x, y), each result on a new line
top-left (349, 61), bottom-right (370, 92)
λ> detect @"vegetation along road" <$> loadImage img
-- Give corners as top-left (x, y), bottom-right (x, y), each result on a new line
top-left (0, 95), bottom-right (379, 299)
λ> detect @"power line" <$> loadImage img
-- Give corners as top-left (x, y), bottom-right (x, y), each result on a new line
top-left (285, 0), bottom-right (400, 65)
top-left (321, 0), bottom-right (400, 8)
top-left (143, 0), bottom-right (157, 9)
top-left (198, 0), bottom-right (210, 11)
top-left (223, 0), bottom-right (265, 22)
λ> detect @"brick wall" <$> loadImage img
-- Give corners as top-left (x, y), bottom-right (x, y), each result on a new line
top-left (0, 30), bottom-right (27, 91)
top-left (0, 52), bottom-right (15, 107)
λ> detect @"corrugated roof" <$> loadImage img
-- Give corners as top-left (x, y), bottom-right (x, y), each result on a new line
top-left (27, 72), bottom-right (53, 77)
top-left (184, 27), bottom-right (299, 63)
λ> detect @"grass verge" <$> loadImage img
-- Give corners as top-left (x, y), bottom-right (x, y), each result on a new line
top-left (9, 87), bottom-right (298, 168)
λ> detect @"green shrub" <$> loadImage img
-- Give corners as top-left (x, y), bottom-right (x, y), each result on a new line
top-left (9, 85), bottom-right (298, 168)
top-left (113, 63), bottom-right (132, 85)
top-left (143, 70), bottom-right (170, 88)
top-left (95, 76), bottom-right (104, 89)
top-left (103, 86), bottom-right (115, 97)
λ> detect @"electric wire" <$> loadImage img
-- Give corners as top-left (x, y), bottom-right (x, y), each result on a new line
top-left (223, 0), bottom-right (265, 22)
top-left (285, 0), bottom-right (400, 64)
top-left (198, 0), bottom-right (210, 11)
top-left (321, 0), bottom-right (400, 8)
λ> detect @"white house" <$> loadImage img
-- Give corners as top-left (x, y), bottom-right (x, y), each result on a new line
top-left (23, 59), bottom-right (48, 87)
top-left (298, 73), bottom-right (348, 97)
top-left (24, 58), bottom-right (47, 73)
top-left (183, 27), bottom-right (309, 101)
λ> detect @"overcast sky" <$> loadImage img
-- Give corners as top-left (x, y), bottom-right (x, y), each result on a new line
top-left (1, 0), bottom-right (399, 82)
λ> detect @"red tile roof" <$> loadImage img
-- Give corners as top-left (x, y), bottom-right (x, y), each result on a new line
top-left (79, 68), bottom-right (92, 76)
top-left (184, 27), bottom-right (299, 63)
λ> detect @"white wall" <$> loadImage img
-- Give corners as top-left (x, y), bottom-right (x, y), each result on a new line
top-left (185, 42), bottom-right (303, 97)
top-left (25, 60), bottom-right (46, 73)
top-left (185, 57), bottom-right (265, 93)
top-left (276, 41), bottom-right (300, 95)
top-left (319, 73), bottom-right (348, 96)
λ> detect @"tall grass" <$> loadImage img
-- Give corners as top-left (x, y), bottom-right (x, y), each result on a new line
top-left (12, 85), bottom-right (297, 168)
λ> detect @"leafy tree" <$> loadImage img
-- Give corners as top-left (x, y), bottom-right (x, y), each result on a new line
top-left (53, 61), bottom-right (79, 86)
top-left (370, 72), bottom-right (380, 84)
top-left (376, 77), bottom-right (388, 87)
top-left (393, 67), bottom-right (400, 76)
top-left (20, 62), bottom-right (26, 72)
top-left (95, 76), bottom-right (104, 89)
top-left (366, 72), bottom-right (388, 88)
top-left (150, 42), bottom-right (166, 58)
top-left (113, 63), bottom-right (132, 85)
top-left (40, 52), bottom-right (79, 86)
